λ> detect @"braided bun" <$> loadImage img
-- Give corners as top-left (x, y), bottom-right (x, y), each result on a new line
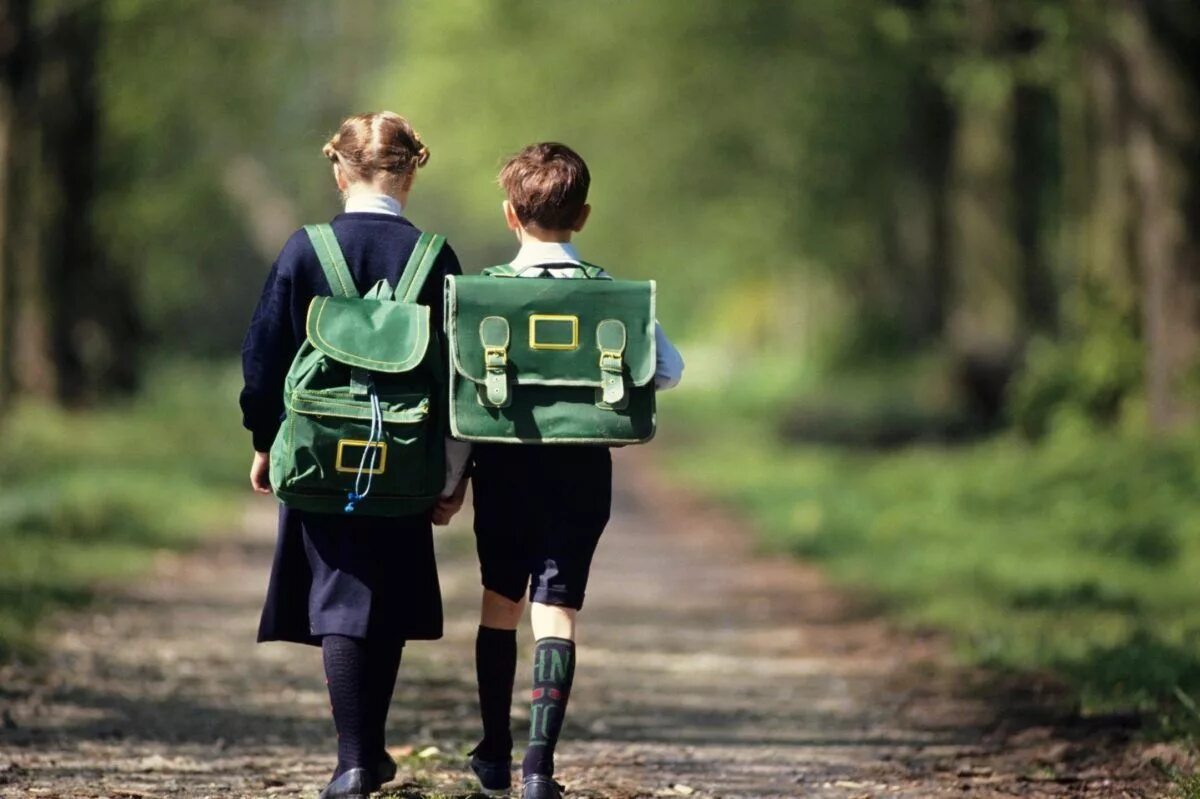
top-left (322, 111), bottom-right (429, 191)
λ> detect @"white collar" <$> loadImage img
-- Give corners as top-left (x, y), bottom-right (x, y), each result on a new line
top-left (343, 193), bottom-right (403, 216)
top-left (510, 240), bottom-right (582, 268)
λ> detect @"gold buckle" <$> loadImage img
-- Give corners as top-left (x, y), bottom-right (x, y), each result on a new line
top-left (484, 346), bottom-right (507, 366)
top-left (599, 349), bottom-right (622, 369)
top-left (335, 439), bottom-right (388, 474)
top-left (529, 314), bottom-right (580, 351)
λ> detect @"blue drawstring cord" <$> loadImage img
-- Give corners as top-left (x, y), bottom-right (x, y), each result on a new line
top-left (344, 381), bottom-right (383, 513)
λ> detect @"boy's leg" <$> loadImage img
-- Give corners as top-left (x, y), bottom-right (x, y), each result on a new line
top-left (520, 448), bottom-right (610, 781)
top-left (470, 445), bottom-right (534, 770)
top-left (522, 606), bottom-right (578, 779)
top-left (530, 603), bottom-right (576, 641)
top-left (474, 589), bottom-right (525, 761)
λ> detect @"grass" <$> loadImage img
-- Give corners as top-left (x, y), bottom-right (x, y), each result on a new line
top-left (0, 362), bottom-right (247, 660)
top-left (658, 353), bottom-right (1200, 739)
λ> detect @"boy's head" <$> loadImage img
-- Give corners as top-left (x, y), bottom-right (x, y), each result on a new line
top-left (498, 142), bottom-right (590, 237)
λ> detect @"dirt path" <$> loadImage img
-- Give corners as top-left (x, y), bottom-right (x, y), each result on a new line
top-left (0, 453), bottom-right (1172, 798)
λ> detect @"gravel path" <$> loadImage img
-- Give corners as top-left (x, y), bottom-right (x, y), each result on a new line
top-left (0, 453), bottom-right (1170, 798)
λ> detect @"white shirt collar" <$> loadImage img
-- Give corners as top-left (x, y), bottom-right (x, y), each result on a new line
top-left (510, 240), bottom-right (582, 268)
top-left (343, 193), bottom-right (403, 216)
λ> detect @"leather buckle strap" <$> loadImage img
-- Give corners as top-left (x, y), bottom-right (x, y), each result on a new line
top-left (480, 316), bottom-right (510, 407)
top-left (596, 319), bottom-right (627, 407)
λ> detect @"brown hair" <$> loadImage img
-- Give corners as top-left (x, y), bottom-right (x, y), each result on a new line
top-left (498, 142), bottom-right (590, 230)
top-left (323, 111), bottom-right (429, 191)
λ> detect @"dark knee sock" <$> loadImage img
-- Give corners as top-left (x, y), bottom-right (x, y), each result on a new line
top-left (474, 625), bottom-right (518, 761)
top-left (322, 634), bottom-right (370, 778)
top-left (522, 637), bottom-right (575, 778)
top-left (364, 637), bottom-right (404, 758)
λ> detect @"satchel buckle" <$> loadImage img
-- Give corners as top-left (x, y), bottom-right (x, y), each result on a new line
top-left (599, 349), bottom-right (622, 370)
top-left (485, 346), bottom-right (508, 366)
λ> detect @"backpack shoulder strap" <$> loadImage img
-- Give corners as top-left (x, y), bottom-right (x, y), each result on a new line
top-left (396, 232), bottom-right (447, 303)
top-left (578, 261), bottom-right (612, 280)
top-left (481, 264), bottom-right (521, 278)
top-left (304, 224), bottom-right (357, 298)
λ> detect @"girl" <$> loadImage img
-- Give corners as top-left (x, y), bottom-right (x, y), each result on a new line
top-left (239, 112), bottom-right (469, 799)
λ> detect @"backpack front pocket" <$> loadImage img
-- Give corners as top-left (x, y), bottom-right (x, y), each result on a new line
top-left (272, 390), bottom-right (441, 504)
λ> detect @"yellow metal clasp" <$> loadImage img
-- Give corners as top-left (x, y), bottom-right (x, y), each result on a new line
top-left (599, 349), bottom-right (622, 370)
top-left (529, 314), bottom-right (580, 351)
top-left (484, 346), bottom-right (508, 366)
top-left (335, 439), bottom-right (388, 475)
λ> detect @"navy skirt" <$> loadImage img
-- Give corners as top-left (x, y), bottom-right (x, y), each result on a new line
top-left (257, 505), bottom-right (443, 645)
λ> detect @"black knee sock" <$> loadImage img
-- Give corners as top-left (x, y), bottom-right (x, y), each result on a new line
top-left (522, 637), bottom-right (575, 778)
top-left (364, 637), bottom-right (404, 760)
top-left (322, 634), bottom-right (370, 778)
top-left (474, 625), bottom-right (518, 761)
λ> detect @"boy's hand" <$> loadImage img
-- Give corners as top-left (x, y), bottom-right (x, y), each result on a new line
top-left (249, 451), bottom-right (272, 494)
top-left (432, 477), bottom-right (468, 526)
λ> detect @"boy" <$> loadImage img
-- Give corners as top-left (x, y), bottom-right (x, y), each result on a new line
top-left (444, 143), bottom-right (683, 798)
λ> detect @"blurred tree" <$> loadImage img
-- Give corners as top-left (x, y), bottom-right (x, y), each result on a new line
top-left (0, 0), bottom-right (33, 410)
top-left (38, 0), bottom-right (140, 403)
top-left (1124, 1), bottom-right (1200, 430)
top-left (1, 0), bottom-right (140, 405)
top-left (0, 0), bottom-right (1194, 434)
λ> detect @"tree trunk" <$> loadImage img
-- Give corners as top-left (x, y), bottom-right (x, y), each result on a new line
top-left (1118, 2), bottom-right (1200, 431)
top-left (1011, 82), bottom-right (1058, 334)
top-left (37, 1), bottom-right (138, 405)
top-left (0, 0), bottom-right (34, 410)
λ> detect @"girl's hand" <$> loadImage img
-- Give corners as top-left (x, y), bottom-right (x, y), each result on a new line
top-left (250, 452), bottom-right (272, 494)
top-left (432, 477), bottom-right (468, 526)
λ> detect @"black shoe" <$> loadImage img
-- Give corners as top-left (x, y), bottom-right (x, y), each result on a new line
top-left (469, 751), bottom-right (513, 795)
top-left (522, 774), bottom-right (563, 799)
top-left (374, 751), bottom-right (396, 787)
top-left (318, 767), bottom-right (372, 799)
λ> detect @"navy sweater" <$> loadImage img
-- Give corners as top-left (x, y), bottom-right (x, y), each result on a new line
top-left (239, 213), bottom-right (462, 452)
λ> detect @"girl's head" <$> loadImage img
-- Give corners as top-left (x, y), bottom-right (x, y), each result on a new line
top-left (323, 111), bottom-right (430, 201)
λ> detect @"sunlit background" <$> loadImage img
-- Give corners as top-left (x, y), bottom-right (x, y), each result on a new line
top-left (4, 0), bottom-right (1200, 740)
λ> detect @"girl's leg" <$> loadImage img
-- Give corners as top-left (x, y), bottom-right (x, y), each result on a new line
top-left (475, 589), bottom-right (525, 761)
top-left (322, 634), bottom-right (371, 778)
top-left (523, 604), bottom-right (578, 778)
top-left (364, 636), bottom-right (404, 760)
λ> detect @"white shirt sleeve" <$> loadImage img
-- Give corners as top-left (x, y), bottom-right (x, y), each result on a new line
top-left (653, 321), bottom-right (684, 390)
top-left (441, 438), bottom-right (472, 497)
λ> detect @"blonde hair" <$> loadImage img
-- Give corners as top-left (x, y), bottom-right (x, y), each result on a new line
top-left (323, 111), bottom-right (429, 191)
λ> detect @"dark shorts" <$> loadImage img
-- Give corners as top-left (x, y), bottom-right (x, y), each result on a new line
top-left (471, 444), bottom-right (612, 610)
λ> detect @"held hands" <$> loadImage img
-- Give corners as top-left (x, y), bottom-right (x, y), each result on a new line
top-left (250, 451), bottom-right (272, 494)
top-left (432, 476), bottom-right (469, 526)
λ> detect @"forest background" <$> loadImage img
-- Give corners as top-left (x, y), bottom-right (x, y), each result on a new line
top-left (3, 0), bottom-right (1200, 744)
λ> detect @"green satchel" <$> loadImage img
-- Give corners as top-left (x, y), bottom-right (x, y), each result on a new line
top-left (268, 224), bottom-right (447, 515)
top-left (444, 264), bottom-right (656, 444)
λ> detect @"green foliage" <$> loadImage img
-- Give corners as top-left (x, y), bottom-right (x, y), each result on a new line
top-left (1011, 268), bottom-right (1146, 437)
top-left (374, 0), bottom-right (917, 337)
top-left (661, 359), bottom-right (1200, 733)
top-left (95, 0), bottom-right (397, 354)
top-left (1010, 326), bottom-right (1143, 438)
top-left (0, 363), bottom-right (246, 660)
top-left (66, 0), bottom-right (1199, 433)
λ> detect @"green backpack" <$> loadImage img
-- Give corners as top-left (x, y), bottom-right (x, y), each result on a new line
top-left (444, 264), bottom-right (656, 445)
top-left (268, 224), bottom-right (447, 515)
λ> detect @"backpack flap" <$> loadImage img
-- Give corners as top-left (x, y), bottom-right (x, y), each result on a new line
top-left (306, 296), bottom-right (431, 373)
top-left (446, 276), bottom-right (656, 401)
